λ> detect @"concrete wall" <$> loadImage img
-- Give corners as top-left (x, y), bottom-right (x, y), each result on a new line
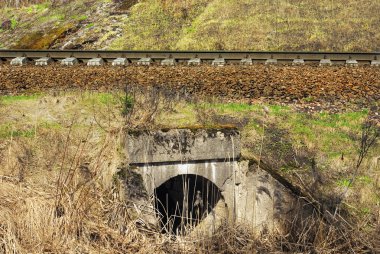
top-left (127, 128), bottom-right (240, 164)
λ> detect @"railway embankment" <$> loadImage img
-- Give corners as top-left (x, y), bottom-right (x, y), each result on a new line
top-left (0, 64), bottom-right (379, 113)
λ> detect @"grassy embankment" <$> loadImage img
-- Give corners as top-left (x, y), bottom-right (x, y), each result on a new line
top-left (111, 0), bottom-right (380, 52)
top-left (1, 0), bottom-right (380, 51)
top-left (0, 91), bottom-right (379, 252)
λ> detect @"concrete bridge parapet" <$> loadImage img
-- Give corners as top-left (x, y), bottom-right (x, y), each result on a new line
top-left (127, 128), bottom-right (240, 164)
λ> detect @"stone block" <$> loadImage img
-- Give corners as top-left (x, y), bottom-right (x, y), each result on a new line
top-left (10, 57), bottom-right (28, 66)
top-left (188, 58), bottom-right (201, 65)
top-left (137, 58), bottom-right (153, 65)
top-left (292, 59), bottom-right (305, 65)
top-left (61, 57), bottom-right (78, 66)
top-left (212, 58), bottom-right (225, 66)
top-left (112, 58), bottom-right (128, 66)
top-left (346, 59), bottom-right (358, 66)
top-left (126, 128), bottom-right (240, 164)
top-left (35, 57), bottom-right (53, 66)
top-left (371, 60), bottom-right (380, 66)
top-left (319, 59), bottom-right (332, 66)
top-left (240, 58), bottom-right (253, 65)
top-left (265, 59), bottom-right (277, 65)
top-left (87, 58), bottom-right (104, 66)
top-left (161, 58), bottom-right (176, 66)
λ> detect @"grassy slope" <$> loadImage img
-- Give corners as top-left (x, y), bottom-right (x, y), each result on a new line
top-left (1, 0), bottom-right (379, 51)
top-left (111, 0), bottom-right (380, 51)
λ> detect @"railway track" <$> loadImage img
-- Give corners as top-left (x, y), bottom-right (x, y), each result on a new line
top-left (0, 50), bottom-right (379, 66)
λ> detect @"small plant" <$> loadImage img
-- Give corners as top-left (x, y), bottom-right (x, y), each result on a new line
top-left (10, 18), bottom-right (18, 29)
top-left (122, 94), bottom-right (134, 116)
top-left (337, 178), bottom-right (351, 188)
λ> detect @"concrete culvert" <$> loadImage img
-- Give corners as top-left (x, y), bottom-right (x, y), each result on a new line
top-left (154, 174), bottom-right (222, 235)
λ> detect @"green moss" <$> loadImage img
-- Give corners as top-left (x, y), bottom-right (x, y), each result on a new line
top-left (13, 24), bottom-right (75, 49)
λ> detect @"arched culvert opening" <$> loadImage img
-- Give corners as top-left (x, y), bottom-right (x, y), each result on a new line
top-left (154, 174), bottom-right (222, 235)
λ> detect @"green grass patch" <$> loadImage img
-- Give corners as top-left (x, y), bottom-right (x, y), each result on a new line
top-left (0, 124), bottom-right (35, 139)
top-left (25, 3), bottom-right (49, 14)
top-left (80, 92), bottom-right (122, 107)
top-left (0, 94), bottom-right (42, 105)
top-left (39, 121), bottom-right (62, 130)
top-left (358, 175), bottom-right (372, 185)
top-left (337, 178), bottom-right (351, 188)
top-left (38, 13), bottom-right (65, 23)
top-left (72, 14), bottom-right (88, 21)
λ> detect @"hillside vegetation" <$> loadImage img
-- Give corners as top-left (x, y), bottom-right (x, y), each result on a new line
top-left (0, 0), bottom-right (379, 51)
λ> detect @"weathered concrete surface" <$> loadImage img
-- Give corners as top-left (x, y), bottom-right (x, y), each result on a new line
top-left (134, 160), bottom-right (236, 196)
top-left (240, 58), bottom-right (253, 65)
top-left (61, 57), bottom-right (78, 66)
top-left (320, 59), bottom-right (333, 66)
top-left (265, 58), bottom-right (278, 65)
top-left (125, 128), bottom-right (309, 235)
top-left (230, 160), bottom-right (305, 233)
top-left (212, 58), bottom-right (226, 66)
top-left (188, 58), bottom-right (201, 65)
top-left (10, 57), bottom-right (28, 66)
top-left (87, 58), bottom-right (104, 66)
top-left (112, 58), bottom-right (128, 66)
top-left (35, 57), bottom-right (53, 66)
top-left (127, 128), bottom-right (240, 164)
top-left (292, 59), bottom-right (305, 65)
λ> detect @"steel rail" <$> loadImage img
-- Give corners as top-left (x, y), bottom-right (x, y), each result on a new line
top-left (0, 50), bottom-right (379, 64)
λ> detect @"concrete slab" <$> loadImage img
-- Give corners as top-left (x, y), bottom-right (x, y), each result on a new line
top-left (127, 128), bottom-right (240, 164)
top-left (265, 59), bottom-right (277, 65)
top-left (161, 58), bottom-right (176, 66)
top-left (346, 59), bottom-right (358, 66)
top-left (61, 57), bottom-right (78, 66)
top-left (188, 58), bottom-right (201, 65)
top-left (319, 59), bottom-right (332, 66)
top-left (10, 57), bottom-right (28, 66)
top-left (112, 58), bottom-right (128, 66)
top-left (292, 59), bottom-right (305, 65)
top-left (212, 58), bottom-right (225, 66)
top-left (87, 58), bottom-right (104, 66)
top-left (240, 58), bottom-right (253, 65)
top-left (371, 60), bottom-right (380, 66)
top-left (137, 58), bottom-right (153, 65)
top-left (35, 57), bottom-right (53, 66)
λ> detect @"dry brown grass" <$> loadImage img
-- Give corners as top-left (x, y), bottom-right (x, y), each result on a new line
top-left (0, 89), bottom-right (379, 253)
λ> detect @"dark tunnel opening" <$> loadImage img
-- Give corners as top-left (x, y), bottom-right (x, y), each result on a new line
top-left (154, 174), bottom-right (222, 235)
